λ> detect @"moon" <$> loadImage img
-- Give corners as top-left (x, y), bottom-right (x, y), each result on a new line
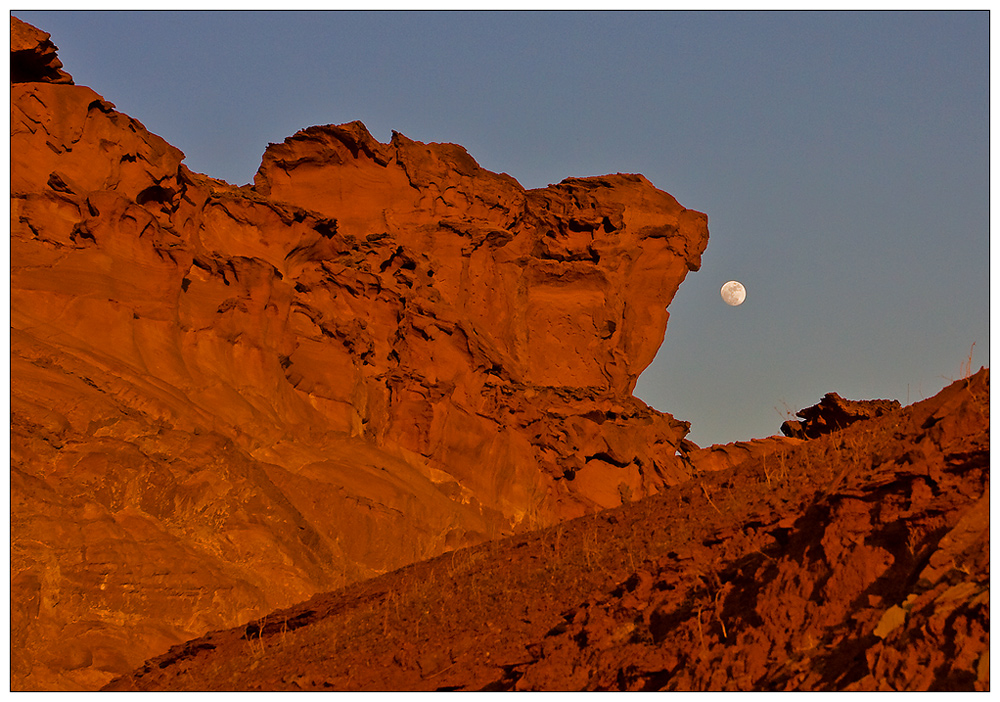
top-left (721, 280), bottom-right (747, 306)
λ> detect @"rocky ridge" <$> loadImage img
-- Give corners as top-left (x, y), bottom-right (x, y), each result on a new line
top-left (11, 17), bottom-right (709, 690)
top-left (107, 369), bottom-right (990, 691)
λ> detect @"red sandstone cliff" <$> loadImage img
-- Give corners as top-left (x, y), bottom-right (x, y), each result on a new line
top-left (10, 17), bottom-right (709, 690)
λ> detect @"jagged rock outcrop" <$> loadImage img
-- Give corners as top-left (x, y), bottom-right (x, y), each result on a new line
top-left (10, 18), bottom-right (708, 690)
top-left (781, 393), bottom-right (902, 440)
top-left (11, 17), bottom-right (73, 84)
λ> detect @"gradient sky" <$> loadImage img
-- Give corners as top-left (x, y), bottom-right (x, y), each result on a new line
top-left (16, 10), bottom-right (989, 446)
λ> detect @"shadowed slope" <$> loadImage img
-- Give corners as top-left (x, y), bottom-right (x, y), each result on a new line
top-left (107, 370), bottom-right (989, 692)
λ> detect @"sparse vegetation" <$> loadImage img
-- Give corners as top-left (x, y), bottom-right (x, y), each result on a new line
top-left (100, 370), bottom-right (988, 692)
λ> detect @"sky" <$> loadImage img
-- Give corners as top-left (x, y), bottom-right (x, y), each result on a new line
top-left (15, 10), bottom-right (989, 446)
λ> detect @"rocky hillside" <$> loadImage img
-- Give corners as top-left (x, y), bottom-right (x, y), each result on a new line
top-left (11, 17), bottom-right (709, 690)
top-left (106, 369), bottom-right (989, 691)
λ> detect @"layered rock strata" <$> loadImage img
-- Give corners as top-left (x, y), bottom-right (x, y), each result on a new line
top-left (10, 17), bottom-right (708, 690)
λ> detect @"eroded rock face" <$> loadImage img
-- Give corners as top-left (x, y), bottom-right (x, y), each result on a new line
top-left (10, 18), bottom-right (708, 690)
top-left (250, 122), bottom-right (707, 511)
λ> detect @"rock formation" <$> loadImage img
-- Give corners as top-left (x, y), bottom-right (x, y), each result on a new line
top-left (781, 393), bottom-right (902, 440)
top-left (10, 17), bottom-right (708, 690)
top-left (11, 17), bottom-right (72, 84)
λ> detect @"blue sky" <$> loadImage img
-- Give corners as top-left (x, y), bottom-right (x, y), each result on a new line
top-left (17, 10), bottom-right (989, 446)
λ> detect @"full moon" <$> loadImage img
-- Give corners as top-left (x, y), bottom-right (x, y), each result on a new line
top-left (721, 280), bottom-right (747, 306)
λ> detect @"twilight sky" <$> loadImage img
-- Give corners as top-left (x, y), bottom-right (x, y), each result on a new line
top-left (17, 10), bottom-right (989, 446)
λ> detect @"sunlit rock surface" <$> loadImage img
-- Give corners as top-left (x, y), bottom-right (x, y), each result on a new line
top-left (10, 16), bottom-right (708, 690)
